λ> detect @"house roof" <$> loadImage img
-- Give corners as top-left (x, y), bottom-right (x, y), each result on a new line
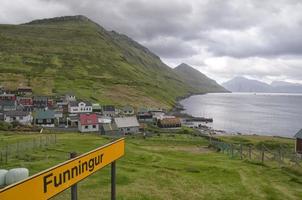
top-left (122, 105), bottom-right (134, 112)
top-left (4, 110), bottom-right (29, 117)
top-left (115, 117), bottom-right (139, 128)
top-left (70, 101), bottom-right (92, 107)
top-left (294, 129), bottom-right (302, 139)
top-left (102, 123), bottom-right (119, 132)
top-left (138, 108), bottom-right (149, 113)
top-left (0, 100), bottom-right (16, 107)
top-left (33, 96), bottom-right (48, 101)
top-left (35, 110), bottom-right (55, 119)
top-left (159, 118), bottom-right (181, 125)
top-left (92, 104), bottom-right (102, 110)
top-left (17, 86), bottom-right (32, 91)
top-left (80, 114), bottom-right (98, 125)
top-left (102, 105), bottom-right (115, 112)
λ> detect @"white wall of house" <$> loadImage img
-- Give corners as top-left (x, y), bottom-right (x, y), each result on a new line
top-left (68, 102), bottom-right (92, 114)
top-left (78, 124), bottom-right (99, 133)
top-left (4, 115), bottom-right (32, 125)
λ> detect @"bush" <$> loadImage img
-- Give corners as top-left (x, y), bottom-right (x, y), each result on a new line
top-left (0, 121), bottom-right (13, 131)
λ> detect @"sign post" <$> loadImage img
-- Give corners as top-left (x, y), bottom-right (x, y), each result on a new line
top-left (0, 138), bottom-right (125, 200)
top-left (111, 161), bottom-right (116, 200)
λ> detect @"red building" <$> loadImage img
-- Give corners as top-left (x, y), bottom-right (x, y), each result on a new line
top-left (0, 94), bottom-right (16, 101)
top-left (17, 97), bottom-right (33, 106)
top-left (78, 113), bottom-right (99, 133)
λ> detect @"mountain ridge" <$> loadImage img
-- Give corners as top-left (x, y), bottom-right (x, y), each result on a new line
top-left (223, 76), bottom-right (302, 93)
top-left (174, 63), bottom-right (228, 93)
top-left (0, 15), bottom-right (224, 107)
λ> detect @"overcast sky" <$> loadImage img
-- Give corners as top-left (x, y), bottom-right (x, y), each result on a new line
top-left (1, 0), bottom-right (302, 83)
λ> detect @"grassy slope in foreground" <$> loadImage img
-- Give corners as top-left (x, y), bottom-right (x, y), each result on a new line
top-left (1, 132), bottom-right (301, 200)
top-left (0, 15), bottom-right (198, 108)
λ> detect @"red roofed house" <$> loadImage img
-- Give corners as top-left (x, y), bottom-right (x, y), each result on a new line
top-left (78, 113), bottom-right (99, 133)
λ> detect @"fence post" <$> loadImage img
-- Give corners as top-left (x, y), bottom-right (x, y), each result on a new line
top-left (240, 144), bottom-right (243, 159)
top-left (17, 142), bottom-right (20, 158)
top-left (249, 145), bottom-right (252, 159)
top-left (70, 152), bottom-right (78, 200)
top-left (278, 146), bottom-right (282, 167)
top-left (231, 144), bottom-right (234, 158)
top-left (261, 144), bottom-right (265, 163)
top-left (5, 145), bottom-right (8, 164)
top-left (111, 161), bottom-right (116, 200)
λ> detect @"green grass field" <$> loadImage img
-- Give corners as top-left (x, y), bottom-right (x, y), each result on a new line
top-left (1, 132), bottom-right (302, 200)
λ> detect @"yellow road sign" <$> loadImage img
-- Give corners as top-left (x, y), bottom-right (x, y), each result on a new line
top-left (0, 138), bottom-right (125, 200)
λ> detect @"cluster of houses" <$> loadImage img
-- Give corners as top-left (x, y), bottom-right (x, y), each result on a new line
top-left (0, 86), bottom-right (185, 135)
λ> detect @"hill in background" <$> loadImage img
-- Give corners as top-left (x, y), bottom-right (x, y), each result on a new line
top-left (174, 63), bottom-right (228, 93)
top-left (223, 76), bottom-right (302, 93)
top-left (0, 15), bottom-right (225, 108)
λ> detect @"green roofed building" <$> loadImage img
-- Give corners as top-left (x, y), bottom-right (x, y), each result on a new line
top-left (35, 110), bottom-right (55, 127)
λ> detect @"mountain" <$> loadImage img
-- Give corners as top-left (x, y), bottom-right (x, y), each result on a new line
top-left (222, 77), bottom-right (302, 93)
top-left (0, 15), bottom-right (222, 108)
top-left (174, 63), bottom-right (228, 93)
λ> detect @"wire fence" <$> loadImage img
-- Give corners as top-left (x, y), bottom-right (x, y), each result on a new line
top-left (0, 134), bottom-right (57, 164)
top-left (209, 137), bottom-right (302, 168)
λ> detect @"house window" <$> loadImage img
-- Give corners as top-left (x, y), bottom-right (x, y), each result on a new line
top-left (46, 119), bottom-right (52, 123)
top-left (93, 125), bottom-right (96, 128)
top-left (85, 125), bottom-right (89, 129)
top-left (19, 116), bottom-right (23, 120)
top-left (38, 119), bottom-right (43, 123)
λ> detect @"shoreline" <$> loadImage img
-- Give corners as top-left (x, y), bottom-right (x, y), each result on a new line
top-left (173, 93), bottom-right (295, 139)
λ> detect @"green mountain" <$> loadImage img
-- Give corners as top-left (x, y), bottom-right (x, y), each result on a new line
top-left (174, 63), bottom-right (227, 93)
top-left (0, 15), bottom-right (223, 108)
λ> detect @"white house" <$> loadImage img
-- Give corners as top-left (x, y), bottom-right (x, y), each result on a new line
top-left (64, 93), bottom-right (76, 102)
top-left (4, 111), bottom-right (32, 125)
top-left (114, 117), bottom-right (140, 135)
top-left (68, 101), bottom-right (92, 114)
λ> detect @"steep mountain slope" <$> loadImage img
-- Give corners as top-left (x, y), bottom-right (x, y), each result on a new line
top-left (222, 77), bottom-right (302, 93)
top-left (174, 63), bottom-right (228, 93)
top-left (0, 15), bottom-right (199, 107)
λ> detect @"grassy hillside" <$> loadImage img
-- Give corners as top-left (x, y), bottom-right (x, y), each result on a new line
top-left (0, 15), bottom-right (198, 108)
top-left (1, 132), bottom-right (301, 199)
top-left (174, 63), bottom-right (228, 93)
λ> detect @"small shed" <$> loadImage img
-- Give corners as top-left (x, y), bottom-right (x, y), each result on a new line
top-left (294, 129), bottom-right (302, 154)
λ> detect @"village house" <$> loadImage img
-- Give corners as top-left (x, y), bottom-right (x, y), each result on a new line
top-left (121, 105), bottom-right (135, 116)
top-left (100, 123), bottom-right (119, 135)
top-left (78, 113), bottom-right (99, 133)
top-left (98, 116), bottom-right (112, 124)
top-left (66, 115), bottom-right (79, 128)
top-left (33, 96), bottom-right (48, 109)
top-left (64, 93), bottom-right (76, 102)
top-left (17, 87), bottom-right (32, 96)
top-left (92, 103), bottom-right (102, 113)
top-left (137, 108), bottom-right (153, 122)
top-left (114, 116), bottom-right (140, 135)
top-left (157, 117), bottom-right (182, 128)
top-left (0, 93), bottom-right (16, 101)
top-left (0, 100), bottom-right (17, 111)
top-left (68, 101), bottom-right (93, 114)
top-left (34, 110), bottom-right (56, 127)
top-left (4, 110), bottom-right (32, 125)
top-left (294, 129), bottom-right (302, 154)
top-left (17, 96), bottom-right (33, 111)
top-left (102, 105), bottom-right (116, 117)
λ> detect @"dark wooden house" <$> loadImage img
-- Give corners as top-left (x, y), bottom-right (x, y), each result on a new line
top-left (294, 129), bottom-right (302, 154)
top-left (157, 117), bottom-right (181, 128)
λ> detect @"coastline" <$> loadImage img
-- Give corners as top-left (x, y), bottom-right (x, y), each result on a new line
top-left (173, 92), bottom-right (295, 139)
